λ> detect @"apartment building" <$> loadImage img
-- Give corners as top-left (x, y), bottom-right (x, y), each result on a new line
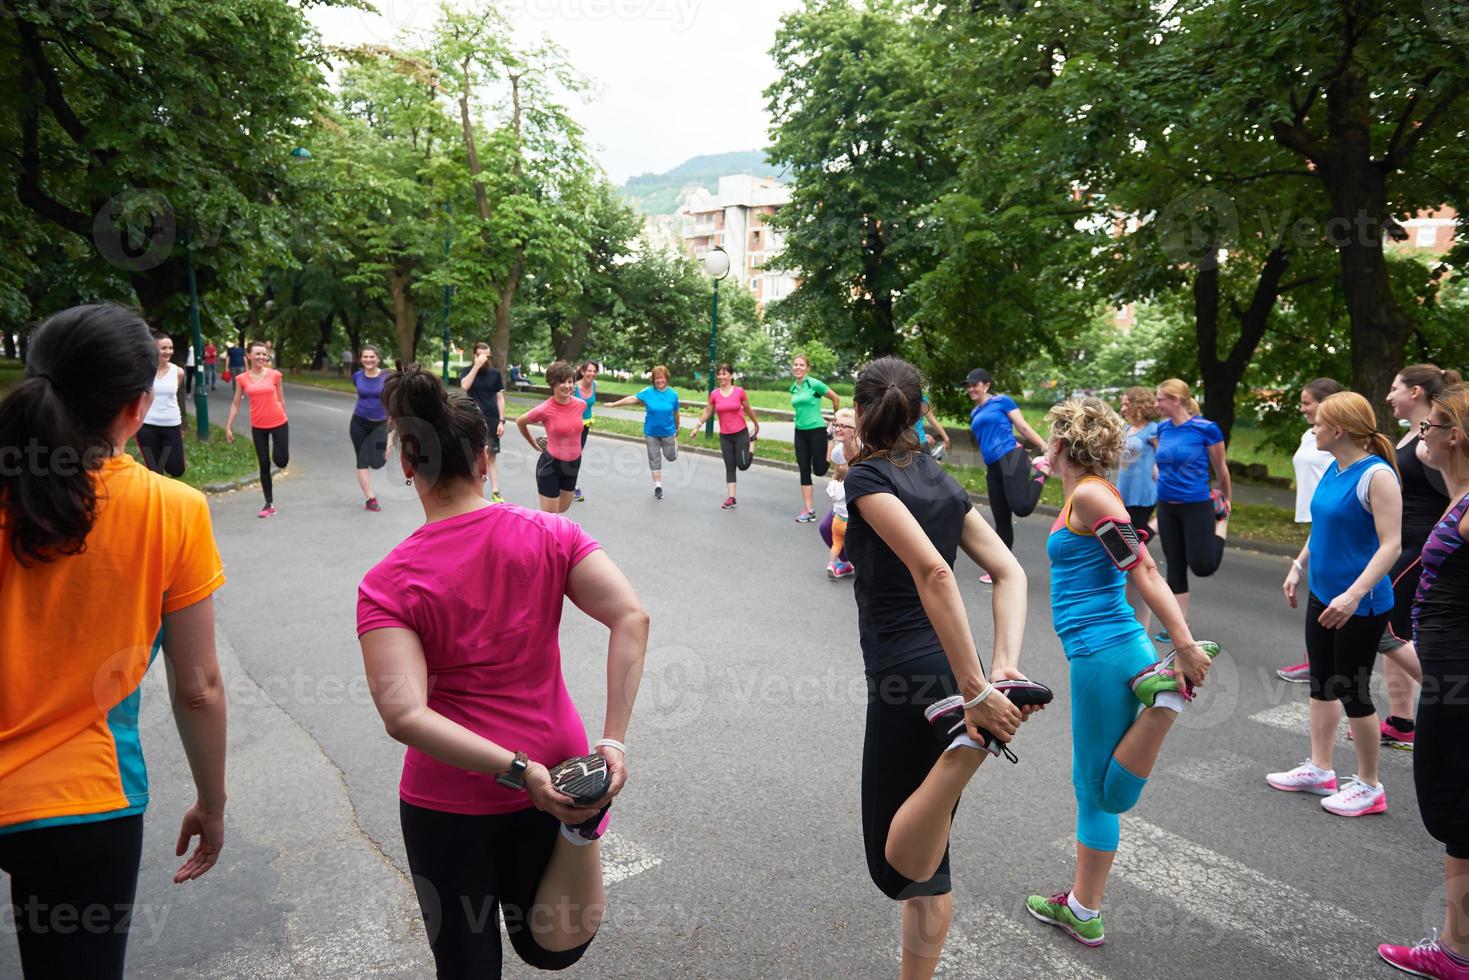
top-left (681, 175), bottom-right (800, 308)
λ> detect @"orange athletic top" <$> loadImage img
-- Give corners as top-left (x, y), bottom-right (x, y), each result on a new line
top-left (0, 454), bottom-right (225, 833)
top-left (238, 368), bottom-right (287, 429)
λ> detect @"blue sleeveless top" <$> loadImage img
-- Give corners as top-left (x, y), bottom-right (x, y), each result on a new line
top-left (1307, 454), bottom-right (1395, 615)
top-left (1047, 477), bottom-right (1149, 658)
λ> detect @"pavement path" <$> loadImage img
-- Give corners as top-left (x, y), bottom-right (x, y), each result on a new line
top-left (1, 380), bottom-right (1435, 979)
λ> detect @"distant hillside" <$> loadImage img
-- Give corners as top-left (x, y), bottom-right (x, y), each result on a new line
top-left (620, 150), bottom-right (789, 215)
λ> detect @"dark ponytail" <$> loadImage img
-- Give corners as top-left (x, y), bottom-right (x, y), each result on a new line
top-left (0, 304), bottom-right (157, 565)
top-left (381, 363), bottom-right (487, 488)
top-left (852, 356), bottom-right (923, 464)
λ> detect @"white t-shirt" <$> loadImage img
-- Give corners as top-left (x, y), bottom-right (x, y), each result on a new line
top-left (1292, 428), bottom-right (1334, 523)
top-left (144, 366), bottom-right (183, 426)
top-left (827, 441), bottom-right (849, 519)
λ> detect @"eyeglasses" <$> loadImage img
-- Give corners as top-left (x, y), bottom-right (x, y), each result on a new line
top-left (832, 423), bottom-right (854, 431)
top-left (1419, 420), bottom-right (1452, 435)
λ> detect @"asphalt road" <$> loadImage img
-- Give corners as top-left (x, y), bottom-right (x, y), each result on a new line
top-left (2, 381), bottom-right (1438, 979)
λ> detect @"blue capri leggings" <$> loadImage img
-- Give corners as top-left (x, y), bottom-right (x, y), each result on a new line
top-left (1069, 634), bottom-right (1157, 852)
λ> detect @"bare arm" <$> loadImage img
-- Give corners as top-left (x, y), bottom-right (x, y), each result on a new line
top-left (223, 376), bottom-right (244, 442)
top-left (742, 396), bottom-right (761, 437)
top-left (825, 387), bottom-right (841, 412)
top-left (176, 365), bottom-right (188, 427)
top-left (274, 372), bottom-right (286, 416)
top-left (516, 411), bottom-right (543, 451)
top-left (1208, 441), bottom-right (1232, 504)
top-left (161, 596), bottom-right (227, 882)
top-left (957, 508), bottom-right (1026, 677)
top-left (564, 549), bottom-right (650, 800)
top-left (925, 404), bottom-right (950, 448)
top-left (688, 401), bottom-right (714, 434)
top-left (605, 395), bottom-right (641, 408)
top-left (858, 493), bottom-right (1021, 741)
top-left (1008, 408), bottom-right (1047, 453)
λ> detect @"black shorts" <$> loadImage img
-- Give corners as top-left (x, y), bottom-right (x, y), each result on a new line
top-left (536, 451), bottom-right (581, 498)
top-left (484, 417), bottom-right (502, 455)
top-left (349, 414), bottom-right (389, 470)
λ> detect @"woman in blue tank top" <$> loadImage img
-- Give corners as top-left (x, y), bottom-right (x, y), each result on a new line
top-left (572, 362), bottom-right (598, 502)
top-left (1025, 398), bottom-right (1219, 949)
top-left (1273, 392), bottom-right (1402, 819)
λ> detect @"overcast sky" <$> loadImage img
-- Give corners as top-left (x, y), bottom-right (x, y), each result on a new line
top-left (306, 0), bottom-right (803, 184)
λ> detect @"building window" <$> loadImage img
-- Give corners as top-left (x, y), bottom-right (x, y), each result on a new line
top-left (1416, 223), bottom-right (1438, 248)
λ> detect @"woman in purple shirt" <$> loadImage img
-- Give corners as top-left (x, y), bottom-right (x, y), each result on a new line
top-left (349, 345), bottom-right (391, 512)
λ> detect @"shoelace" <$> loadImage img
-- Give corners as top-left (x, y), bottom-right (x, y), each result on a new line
top-left (1048, 891), bottom-right (1069, 907)
top-left (1336, 776), bottom-right (1376, 801)
top-left (1413, 928), bottom-right (1443, 952)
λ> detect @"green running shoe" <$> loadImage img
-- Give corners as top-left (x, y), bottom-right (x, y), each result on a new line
top-left (1026, 891), bottom-right (1105, 947)
top-left (1129, 640), bottom-right (1221, 708)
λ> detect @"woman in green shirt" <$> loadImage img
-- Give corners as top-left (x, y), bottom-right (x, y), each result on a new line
top-left (790, 353), bottom-right (842, 522)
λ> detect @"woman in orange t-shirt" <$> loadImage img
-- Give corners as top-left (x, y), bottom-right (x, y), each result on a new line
top-left (0, 304), bottom-right (228, 979)
top-left (225, 339), bottom-right (290, 518)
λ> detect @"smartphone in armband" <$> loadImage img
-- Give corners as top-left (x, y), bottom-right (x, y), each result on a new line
top-left (1093, 518), bottom-right (1144, 571)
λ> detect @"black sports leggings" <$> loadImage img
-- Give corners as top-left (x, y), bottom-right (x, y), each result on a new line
top-left (1414, 652), bottom-right (1469, 858)
top-left (719, 429), bottom-right (752, 484)
top-left (135, 422), bottom-right (186, 477)
top-left (251, 423), bottom-right (289, 505)
top-left (1304, 593), bottom-right (1388, 719)
top-left (985, 445), bottom-right (1044, 550)
top-left (0, 814), bottom-right (144, 980)
top-left (862, 649), bottom-right (964, 902)
top-left (1156, 499), bottom-right (1225, 594)
top-left (794, 426), bottom-right (829, 487)
top-left (400, 801), bottom-right (594, 979)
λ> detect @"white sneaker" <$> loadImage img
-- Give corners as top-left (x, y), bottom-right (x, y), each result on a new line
top-left (1265, 761), bottom-right (1338, 796)
top-left (1321, 776), bottom-right (1387, 817)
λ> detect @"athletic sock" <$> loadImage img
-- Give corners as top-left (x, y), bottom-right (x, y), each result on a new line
top-left (1443, 945), bottom-right (1469, 966)
top-left (1153, 690), bottom-right (1187, 713)
top-left (1067, 893), bottom-right (1100, 921)
top-left (946, 733), bottom-right (985, 753)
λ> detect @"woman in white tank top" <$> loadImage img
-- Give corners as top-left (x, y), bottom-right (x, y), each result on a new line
top-left (136, 331), bottom-right (187, 477)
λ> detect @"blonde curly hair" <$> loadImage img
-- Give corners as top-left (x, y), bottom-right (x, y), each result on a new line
top-left (1046, 397), bottom-right (1127, 474)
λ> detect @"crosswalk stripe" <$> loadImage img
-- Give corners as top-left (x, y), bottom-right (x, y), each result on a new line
top-left (1169, 751), bottom-right (1256, 786)
top-left (1111, 816), bottom-right (1377, 972)
top-left (890, 906), bottom-right (1112, 979)
top-left (601, 834), bottom-right (663, 885)
top-left (1248, 702), bottom-right (1411, 764)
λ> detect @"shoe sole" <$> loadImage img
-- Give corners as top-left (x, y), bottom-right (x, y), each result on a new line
top-left (1277, 673), bottom-right (1310, 683)
top-left (1267, 779), bottom-right (1338, 796)
top-left (1383, 738), bottom-right (1414, 751)
top-left (1378, 947), bottom-right (1439, 978)
top-left (1026, 904), bottom-right (1104, 947)
top-left (1322, 797), bottom-right (1388, 817)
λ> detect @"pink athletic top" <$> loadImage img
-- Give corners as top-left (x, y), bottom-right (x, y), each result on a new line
top-left (521, 396), bottom-right (587, 461)
top-left (357, 504), bottom-right (600, 815)
top-left (710, 386), bottom-right (750, 435)
top-left (238, 369), bottom-right (287, 429)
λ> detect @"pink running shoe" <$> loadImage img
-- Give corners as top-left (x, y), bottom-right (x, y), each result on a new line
top-left (257, 505), bottom-right (277, 519)
top-left (1379, 932), bottom-right (1469, 979)
top-left (827, 560), bottom-right (855, 580)
top-left (1277, 661), bottom-right (1310, 683)
top-left (1032, 456), bottom-right (1052, 480)
top-left (979, 573), bottom-right (994, 585)
top-left (1381, 718), bottom-right (1416, 750)
top-left (1265, 761), bottom-right (1337, 795)
top-left (1320, 776), bottom-right (1386, 817)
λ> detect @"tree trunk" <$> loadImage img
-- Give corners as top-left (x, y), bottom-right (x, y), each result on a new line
top-left (313, 314), bottom-right (334, 369)
top-left (552, 314), bottom-right (593, 363)
top-left (386, 265), bottom-right (417, 367)
top-left (1195, 245), bottom-right (1292, 445)
top-left (492, 255), bottom-right (524, 371)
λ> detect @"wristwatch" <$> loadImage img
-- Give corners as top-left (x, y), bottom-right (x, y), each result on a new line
top-left (495, 751), bottom-right (529, 790)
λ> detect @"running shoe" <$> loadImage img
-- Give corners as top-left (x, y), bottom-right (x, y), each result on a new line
top-left (548, 753), bottom-right (612, 806)
top-left (1321, 776), bottom-right (1387, 817)
top-left (826, 559), bottom-right (855, 580)
top-left (1379, 931), bottom-right (1469, 979)
top-left (795, 510), bottom-right (817, 523)
top-left (923, 680), bottom-right (1052, 762)
top-left (721, 496), bottom-right (737, 510)
top-left (654, 485), bottom-right (663, 499)
top-left (1152, 627), bottom-right (1171, 644)
top-left (1277, 661), bottom-right (1311, 683)
top-left (929, 444), bottom-right (947, 462)
top-left (1210, 488), bottom-right (1230, 520)
top-left (1032, 456), bottom-right (1052, 479)
top-left (574, 487), bottom-right (585, 502)
top-left (491, 491), bottom-right (504, 503)
top-left (364, 497), bottom-right (381, 512)
top-left (1381, 718), bottom-right (1416, 750)
top-left (1265, 760), bottom-right (1338, 795)
top-left (1026, 891), bottom-right (1105, 947)
top-left (1129, 640), bottom-right (1222, 707)
top-left (258, 505), bottom-right (276, 519)
top-left (979, 573), bottom-right (994, 585)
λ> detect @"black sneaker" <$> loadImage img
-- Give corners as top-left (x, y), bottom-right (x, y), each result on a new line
top-left (921, 680), bottom-right (1053, 764)
top-left (654, 485), bottom-right (663, 499)
top-left (548, 753), bottom-right (611, 806)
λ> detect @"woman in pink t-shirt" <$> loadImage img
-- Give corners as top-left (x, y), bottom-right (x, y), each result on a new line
top-left (358, 364), bottom-right (649, 978)
top-left (687, 363), bottom-right (761, 509)
top-left (224, 340), bottom-right (289, 518)
top-left (516, 360), bottom-right (587, 514)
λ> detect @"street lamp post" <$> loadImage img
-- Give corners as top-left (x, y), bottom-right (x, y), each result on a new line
top-left (441, 203), bottom-right (452, 381)
top-left (703, 245), bottom-right (731, 438)
top-left (185, 227), bottom-right (208, 440)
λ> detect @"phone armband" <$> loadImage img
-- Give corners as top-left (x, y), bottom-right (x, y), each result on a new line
top-left (1093, 518), bottom-right (1144, 571)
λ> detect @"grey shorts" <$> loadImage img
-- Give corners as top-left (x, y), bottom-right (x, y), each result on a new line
top-left (645, 435), bottom-right (678, 471)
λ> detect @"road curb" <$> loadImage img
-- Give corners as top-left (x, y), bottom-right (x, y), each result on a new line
top-left (202, 465), bottom-right (283, 496)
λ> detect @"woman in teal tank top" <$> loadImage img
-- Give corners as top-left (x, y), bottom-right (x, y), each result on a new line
top-left (1025, 398), bottom-right (1220, 949)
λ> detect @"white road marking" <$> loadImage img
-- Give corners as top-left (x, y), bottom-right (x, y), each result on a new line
top-left (1248, 702), bottom-right (1411, 764)
top-left (1111, 816), bottom-right (1378, 974)
top-left (890, 906), bottom-right (1111, 979)
top-left (601, 833), bottom-right (663, 885)
top-left (295, 399), bottom-right (346, 414)
top-left (1170, 752), bottom-right (1256, 786)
